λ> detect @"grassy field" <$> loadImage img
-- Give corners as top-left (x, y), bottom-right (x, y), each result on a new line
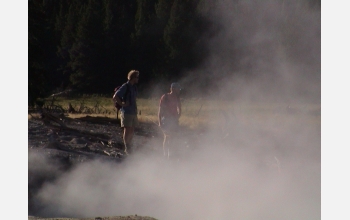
top-left (34, 96), bottom-right (321, 130)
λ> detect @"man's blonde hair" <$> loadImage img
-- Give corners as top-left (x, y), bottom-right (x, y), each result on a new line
top-left (127, 70), bottom-right (139, 80)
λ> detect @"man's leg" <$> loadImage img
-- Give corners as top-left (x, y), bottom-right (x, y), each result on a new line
top-left (125, 127), bottom-right (135, 145)
top-left (168, 122), bottom-right (180, 159)
top-left (123, 126), bottom-right (134, 154)
top-left (121, 113), bottom-right (138, 154)
top-left (163, 133), bottom-right (170, 158)
top-left (122, 127), bottom-right (128, 154)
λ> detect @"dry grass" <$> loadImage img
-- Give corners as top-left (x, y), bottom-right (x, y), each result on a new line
top-left (30, 96), bottom-right (320, 130)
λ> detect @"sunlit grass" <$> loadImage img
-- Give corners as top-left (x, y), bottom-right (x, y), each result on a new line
top-left (34, 96), bottom-right (320, 131)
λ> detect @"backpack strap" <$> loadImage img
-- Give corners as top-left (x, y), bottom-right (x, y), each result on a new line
top-left (117, 82), bottom-right (130, 101)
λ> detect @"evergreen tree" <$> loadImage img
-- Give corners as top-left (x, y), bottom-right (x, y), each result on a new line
top-left (130, 0), bottom-right (159, 82)
top-left (28, 0), bottom-right (58, 105)
top-left (163, 0), bottom-right (210, 79)
top-left (101, 0), bottom-right (137, 90)
top-left (68, 0), bottom-right (105, 93)
top-left (56, 0), bottom-right (85, 90)
top-left (152, 0), bottom-right (175, 79)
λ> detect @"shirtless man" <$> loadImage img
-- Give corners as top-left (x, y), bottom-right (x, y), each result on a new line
top-left (158, 83), bottom-right (182, 158)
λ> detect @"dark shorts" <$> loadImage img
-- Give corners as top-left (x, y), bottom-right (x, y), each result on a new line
top-left (160, 117), bottom-right (179, 136)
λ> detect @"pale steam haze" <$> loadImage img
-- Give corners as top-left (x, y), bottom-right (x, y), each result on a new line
top-left (29, 0), bottom-right (320, 219)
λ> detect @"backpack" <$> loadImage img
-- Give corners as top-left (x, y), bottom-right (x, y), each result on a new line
top-left (113, 83), bottom-right (130, 110)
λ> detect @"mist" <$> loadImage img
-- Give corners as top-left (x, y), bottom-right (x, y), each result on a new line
top-left (182, 0), bottom-right (320, 103)
top-left (30, 118), bottom-right (320, 219)
top-left (29, 0), bottom-right (320, 219)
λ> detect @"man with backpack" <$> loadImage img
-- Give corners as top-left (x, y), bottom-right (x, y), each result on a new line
top-left (158, 83), bottom-right (182, 158)
top-left (113, 70), bottom-right (140, 155)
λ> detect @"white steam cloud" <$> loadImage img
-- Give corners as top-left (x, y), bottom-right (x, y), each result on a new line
top-left (29, 0), bottom-right (320, 219)
top-left (31, 128), bottom-right (320, 219)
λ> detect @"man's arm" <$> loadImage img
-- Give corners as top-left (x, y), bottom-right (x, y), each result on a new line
top-left (113, 84), bottom-right (129, 107)
top-left (177, 98), bottom-right (181, 118)
top-left (158, 94), bottom-right (165, 126)
top-left (113, 93), bottom-right (123, 106)
top-left (158, 106), bottom-right (163, 126)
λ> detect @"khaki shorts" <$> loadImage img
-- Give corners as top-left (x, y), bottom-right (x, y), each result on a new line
top-left (120, 112), bottom-right (139, 127)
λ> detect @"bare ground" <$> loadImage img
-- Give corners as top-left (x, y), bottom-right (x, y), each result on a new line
top-left (28, 114), bottom-right (169, 220)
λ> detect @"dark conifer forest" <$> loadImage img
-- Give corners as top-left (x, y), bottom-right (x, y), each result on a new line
top-left (28, 0), bottom-right (321, 106)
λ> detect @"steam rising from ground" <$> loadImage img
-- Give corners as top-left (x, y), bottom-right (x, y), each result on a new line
top-left (29, 111), bottom-right (320, 219)
top-left (29, 0), bottom-right (320, 219)
top-left (184, 0), bottom-right (320, 104)
top-left (30, 123), bottom-right (320, 220)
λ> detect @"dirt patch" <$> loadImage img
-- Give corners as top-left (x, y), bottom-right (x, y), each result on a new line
top-left (28, 113), bottom-right (203, 220)
top-left (29, 114), bottom-right (168, 158)
top-left (28, 114), bottom-right (168, 220)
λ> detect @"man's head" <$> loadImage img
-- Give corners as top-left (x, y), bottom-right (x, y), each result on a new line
top-left (128, 70), bottom-right (139, 84)
top-left (170, 82), bottom-right (181, 94)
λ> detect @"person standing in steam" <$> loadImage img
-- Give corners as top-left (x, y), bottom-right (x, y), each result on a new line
top-left (113, 70), bottom-right (140, 155)
top-left (158, 83), bottom-right (182, 158)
